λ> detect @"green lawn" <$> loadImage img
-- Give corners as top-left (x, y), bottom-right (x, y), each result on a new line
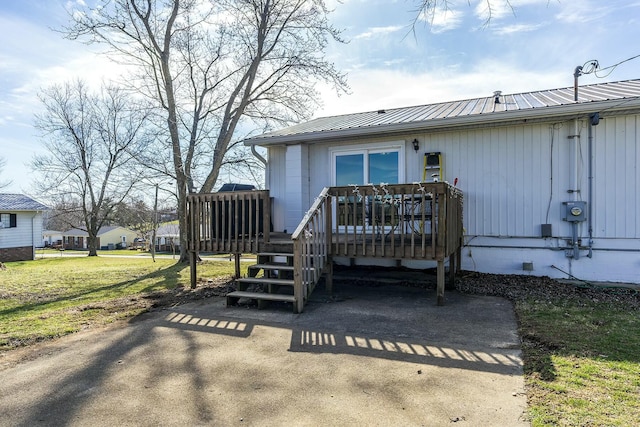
top-left (0, 257), bottom-right (241, 350)
top-left (518, 297), bottom-right (640, 426)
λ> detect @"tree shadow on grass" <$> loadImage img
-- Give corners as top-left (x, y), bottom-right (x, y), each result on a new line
top-left (0, 262), bottom-right (190, 318)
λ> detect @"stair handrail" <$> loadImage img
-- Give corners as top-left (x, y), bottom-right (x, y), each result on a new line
top-left (291, 187), bottom-right (332, 313)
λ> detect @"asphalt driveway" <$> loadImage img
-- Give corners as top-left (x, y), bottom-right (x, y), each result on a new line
top-left (0, 284), bottom-right (528, 426)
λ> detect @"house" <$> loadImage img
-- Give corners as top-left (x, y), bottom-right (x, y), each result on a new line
top-left (43, 230), bottom-right (63, 248)
top-left (187, 78), bottom-right (640, 312)
top-left (62, 226), bottom-right (138, 250)
top-left (155, 223), bottom-right (180, 252)
top-left (0, 194), bottom-right (49, 262)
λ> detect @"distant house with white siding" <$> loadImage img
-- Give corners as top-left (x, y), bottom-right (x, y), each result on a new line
top-left (0, 194), bottom-right (49, 262)
top-left (62, 226), bottom-right (138, 250)
top-left (241, 78), bottom-right (640, 284)
top-left (43, 230), bottom-right (63, 248)
top-left (155, 223), bottom-right (180, 252)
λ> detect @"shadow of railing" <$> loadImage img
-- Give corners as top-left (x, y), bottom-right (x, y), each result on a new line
top-left (157, 308), bottom-right (521, 376)
top-left (162, 311), bottom-right (254, 338)
top-left (288, 328), bottom-right (521, 375)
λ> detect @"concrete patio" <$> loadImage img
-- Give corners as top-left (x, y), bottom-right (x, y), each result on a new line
top-left (0, 284), bottom-right (528, 426)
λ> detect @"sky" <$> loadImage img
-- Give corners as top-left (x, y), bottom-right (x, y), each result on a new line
top-left (1, 0), bottom-right (640, 195)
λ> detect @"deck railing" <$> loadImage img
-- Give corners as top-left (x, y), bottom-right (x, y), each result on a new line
top-left (187, 183), bottom-right (463, 307)
top-left (291, 187), bottom-right (333, 313)
top-left (328, 182), bottom-right (463, 260)
top-left (186, 190), bottom-right (271, 254)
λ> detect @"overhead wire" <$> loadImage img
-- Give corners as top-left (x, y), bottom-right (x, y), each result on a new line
top-left (578, 54), bottom-right (640, 79)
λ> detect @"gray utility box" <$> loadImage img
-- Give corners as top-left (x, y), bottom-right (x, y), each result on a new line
top-left (562, 201), bottom-right (587, 222)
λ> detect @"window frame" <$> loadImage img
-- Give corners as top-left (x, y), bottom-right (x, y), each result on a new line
top-left (0, 213), bottom-right (17, 229)
top-left (330, 141), bottom-right (405, 186)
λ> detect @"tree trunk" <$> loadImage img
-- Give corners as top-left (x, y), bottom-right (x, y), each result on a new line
top-left (177, 180), bottom-right (190, 263)
top-left (87, 235), bottom-right (99, 256)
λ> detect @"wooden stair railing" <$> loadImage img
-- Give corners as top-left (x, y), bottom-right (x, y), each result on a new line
top-left (291, 188), bottom-right (333, 313)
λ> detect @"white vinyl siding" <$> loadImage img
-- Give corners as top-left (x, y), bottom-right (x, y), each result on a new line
top-left (267, 146), bottom-right (287, 232)
top-left (0, 212), bottom-right (43, 249)
top-left (270, 113), bottom-right (640, 242)
top-left (595, 114), bottom-right (640, 238)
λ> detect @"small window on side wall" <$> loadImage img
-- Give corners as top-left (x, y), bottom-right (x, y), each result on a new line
top-left (0, 213), bottom-right (17, 228)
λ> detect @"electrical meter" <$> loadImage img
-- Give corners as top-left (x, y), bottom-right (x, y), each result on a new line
top-left (562, 201), bottom-right (587, 222)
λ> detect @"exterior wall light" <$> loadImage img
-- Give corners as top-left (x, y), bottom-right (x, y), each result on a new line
top-left (412, 138), bottom-right (420, 152)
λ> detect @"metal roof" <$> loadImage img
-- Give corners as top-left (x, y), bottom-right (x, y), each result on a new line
top-left (245, 79), bottom-right (640, 146)
top-left (0, 193), bottom-right (49, 211)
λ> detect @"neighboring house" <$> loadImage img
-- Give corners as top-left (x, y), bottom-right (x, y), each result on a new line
top-left (155, 223), bottom-right (180, 252)
top-left (62, 226), bottom-right (138, 250)
top-left (0, 194), bottom-right (49, 262)
top-left (238, 78), bottom-right (640, 285)
top-left (43, 230), bottom-right (63, 248)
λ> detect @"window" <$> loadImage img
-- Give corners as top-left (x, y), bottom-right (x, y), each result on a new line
top-left (0, 213), bottom-right (17, 228)
top-left (331, 143), bottom-right (404, 228)
top-left (332, 143), bottom-right (404, 186)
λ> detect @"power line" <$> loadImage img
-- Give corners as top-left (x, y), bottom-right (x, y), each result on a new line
top-left (578, 54), bottom-right (640, 79)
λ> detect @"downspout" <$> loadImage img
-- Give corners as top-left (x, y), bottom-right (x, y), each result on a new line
top-left (251, 144), bottom-right (268, 189)
top-left (251, 144), bottom-right (267, 167)
top-left (587, 113), bottom-right (599, 258)
top-left (31, 213), bottom-right (37, 260)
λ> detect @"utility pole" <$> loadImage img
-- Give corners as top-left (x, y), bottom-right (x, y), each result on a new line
top-left (151, 183), bottom-right (158, 262)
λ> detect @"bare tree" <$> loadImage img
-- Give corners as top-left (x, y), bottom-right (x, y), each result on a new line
top-left (112, 199), bottom-right (156, 243)
top-left (63, 0), bottom-right (348, 262)
top-left (33, 80), bottom-right (152, 256)
top-left (0, 157), bottom-right (11, 190)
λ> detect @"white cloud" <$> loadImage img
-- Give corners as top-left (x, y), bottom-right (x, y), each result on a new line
top-left (554, 0), bottom-right (613, 24)
top-left (315, 61), bottom-right (568, 117)
top-left (428, 6), bottom-right (464, 33)
top-left (493, 22), bottom-right (545, 35)
top-left (474, 0), bottom-right (553, 22)
top-left (354, 25), bottom-right (403, 40)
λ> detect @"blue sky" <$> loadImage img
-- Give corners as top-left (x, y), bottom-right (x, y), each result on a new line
top-left (1, 0), bottom-right (639, 194)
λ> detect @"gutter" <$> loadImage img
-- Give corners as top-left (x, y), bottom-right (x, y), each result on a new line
top-left (244, 98), bottom-right (640, 147)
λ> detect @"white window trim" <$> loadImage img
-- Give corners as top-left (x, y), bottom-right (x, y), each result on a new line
top-left (329, 140), bottom-right (405, 186)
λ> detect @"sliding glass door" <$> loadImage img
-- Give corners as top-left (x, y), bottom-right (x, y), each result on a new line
top-left (332, 145), bottom-right (403, 228)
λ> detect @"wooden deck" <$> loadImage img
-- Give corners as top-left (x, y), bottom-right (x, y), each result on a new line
top-left (187, 182), bottom-right (463, 312)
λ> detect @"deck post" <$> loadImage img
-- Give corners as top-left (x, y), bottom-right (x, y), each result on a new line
top-left (447, 253), bottom-right (457, 290)
top-left (325, 258), bottom-right (334, 294)
top-left (293, 239), bottom-right (304, 314)
top-left (234, 253), bottom-right (241, 279)
top-left (190, 251), bottom-right (197, 289)
top-left (436, 259), bottom-right (445, 305)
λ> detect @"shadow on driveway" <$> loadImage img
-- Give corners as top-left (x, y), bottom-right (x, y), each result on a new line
top-left (0, 284), bottom-right (528, 427)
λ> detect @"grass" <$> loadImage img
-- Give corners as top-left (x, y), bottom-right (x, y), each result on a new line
top-left (0, 256), bottom-right (242, 350)
top-left (518, 298), bottom-right (640, 426)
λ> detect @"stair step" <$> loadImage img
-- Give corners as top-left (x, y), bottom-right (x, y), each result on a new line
top-left (257, 252), bottom-right (294, 258)
top-left (227, 291), bottom-right (296, 303)
top-left (252, 263), bottom-right (294, 271)
top-left (237, 277), bottom-right (295, 286)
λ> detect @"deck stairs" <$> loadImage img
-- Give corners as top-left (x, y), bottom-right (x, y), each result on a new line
top-left (227, 248), bottom-right (312, 310)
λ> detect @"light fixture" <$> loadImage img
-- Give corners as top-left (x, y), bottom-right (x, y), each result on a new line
top-left (412, 138), bottom-right (420, 152)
